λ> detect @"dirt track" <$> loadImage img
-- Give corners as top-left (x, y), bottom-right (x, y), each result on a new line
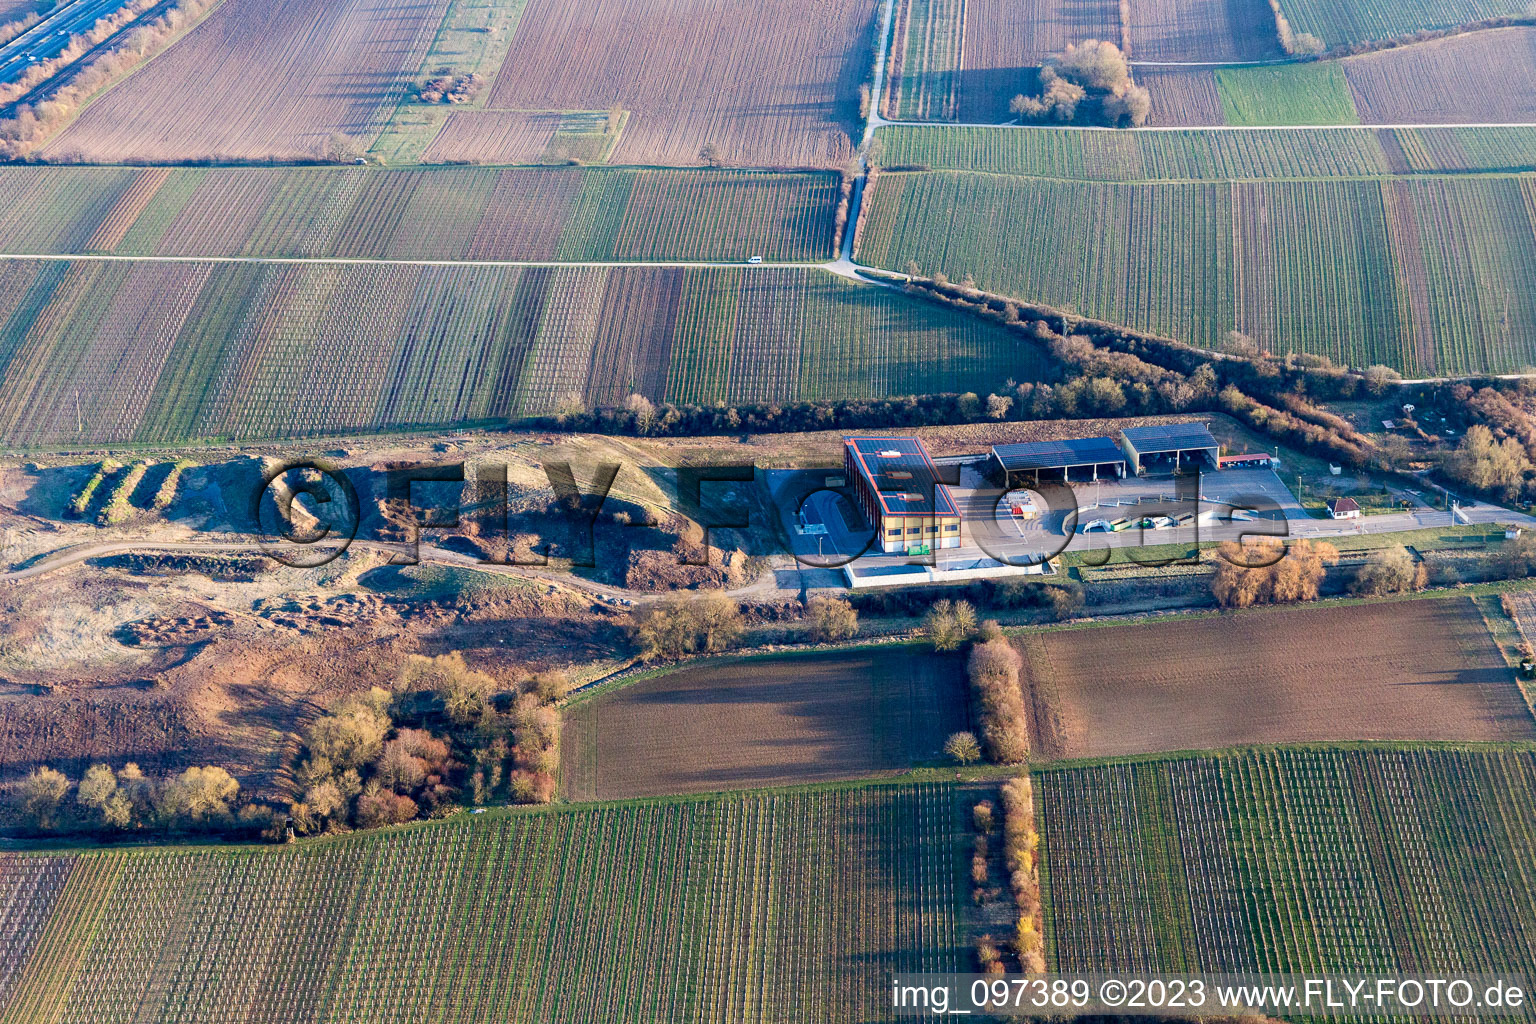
top-left (1020, 596), bottom-right (1535, 758)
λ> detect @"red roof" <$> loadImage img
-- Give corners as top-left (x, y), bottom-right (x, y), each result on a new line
top-left (1328, 497), bottom-right (1361, 513)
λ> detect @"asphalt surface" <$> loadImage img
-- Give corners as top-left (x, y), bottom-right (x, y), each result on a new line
top-left (0, 0), bottom-right (134, 85)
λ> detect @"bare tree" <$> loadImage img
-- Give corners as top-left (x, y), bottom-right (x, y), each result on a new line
top-left (945, 731), bottom-right (982, 764)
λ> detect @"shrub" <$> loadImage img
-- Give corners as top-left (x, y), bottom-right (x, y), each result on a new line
top-left (807, 595), bottom-right (859, 641)
top-left (632, 593), bottom-right (744, 659)
top-left (509, 769), bottom-right (556, 804)
top-left (1349, 546), bottom-right (1425, 597)
top-left (1212, 538), bottom-right (1338, 608)
top-left (973, 799), bottom-right (995, 832)
top-left (968, 638), bottom-right (1030, 764)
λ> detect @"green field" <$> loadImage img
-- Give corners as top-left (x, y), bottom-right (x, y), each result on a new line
top-left (1276, 0), bottom-right (1533, 47)
top-left (888, 0), bottom-right (965, 120)
top-left (0, 166), bottom-right (837, 262)
top-left (0, 262), bottom-right (1052, 447)
top-left (1215, 63), bottom-right (1360, 125)
top-left (858, 169), bottom-right (1536, 373)
top-left (1041, 748), bottom-right (1536, 977)
top-left (874, 124), bottom-right (1536, 177)
top-left (0, 782), bottom-right (965, 1023)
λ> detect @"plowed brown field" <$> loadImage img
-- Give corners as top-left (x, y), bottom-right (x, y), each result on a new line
top-left (1139, 67), bottom-right (1226, 126)
top-left (560, 646), bottom-right (968, 800)
top-left (1020, 597), bottom-right (1534, 758)
top-left (483, 0), bottom-right (875, 168)
top-left (1127, 0), bottom-right (1283, 61)
top-left (955, 0), bottom-right (1120, 121)
top-left (46, 0), bottom-right (447, 161)
top-left (1345, 27), bottom-right (1536, 124)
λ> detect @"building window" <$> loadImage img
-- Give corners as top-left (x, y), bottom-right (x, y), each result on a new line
top-left (907, 527), bottom-right (920, 535)
top-left (944, 524), bottom-right (958, 533)
top-left (886, 528), bottom-right (901, 537)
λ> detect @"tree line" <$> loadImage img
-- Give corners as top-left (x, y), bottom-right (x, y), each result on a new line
top-left (11, 762), bottom-right (269, 839)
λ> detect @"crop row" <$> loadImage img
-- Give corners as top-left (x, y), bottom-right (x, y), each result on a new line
top-left (0, 262), bottom-right (1046, 448)
top-left (1275, 0), bottom-right (1529, 47)
top-left (859, 170), bottom-right (1536, 373)
top-left (889, 0), bottom-right (965, 120)
top-left (1039, 748), bottom-right (1536, 985)
top-left (873, 124), bottom-right (1536, 178)
top-left (0, 783), bottom-right (964, 1023)
top-left (0, 166), bottom-right (838, 262)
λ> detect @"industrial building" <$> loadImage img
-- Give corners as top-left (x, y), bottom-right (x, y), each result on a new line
top-left (843, 436), bottom-right (962, 555)
top-left (1119, 423), bottom-right (1220, 475)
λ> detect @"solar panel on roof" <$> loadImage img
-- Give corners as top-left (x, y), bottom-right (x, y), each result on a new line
top-left (992, 437), bottom-right (1124, 471)
top-left (1120, 423), bottom-right (1217, 453)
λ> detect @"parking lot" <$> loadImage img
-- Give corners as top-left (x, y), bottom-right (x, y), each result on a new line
top-left (765, 460), bottom-right (1315, 579)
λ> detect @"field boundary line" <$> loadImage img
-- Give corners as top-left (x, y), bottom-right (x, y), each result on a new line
top-left (878, 118), bottom-right (1536, 131)
top-left (0, 252), bottom-right (833, 269)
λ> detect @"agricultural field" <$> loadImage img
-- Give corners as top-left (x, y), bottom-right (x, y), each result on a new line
top-left (1274, 0), bottom-right (1533, 48)
top-left (952, 0), bottom-right (1121, 122)
top-left (561, 646), bottom-right (968, 800)
top-left (45, 0), bottom-right (450, 162)
top-left (0, 782), bottom-right (968, 1022)
top-left (870, 123), bottom-right (1536, 176)
top-left (1137, 68), bottom-right (1228, 126)
top-left (1215, 63), bottom-right (1361, 125)
top-left (481, 0), bottom-right (876, 168)
top-left (858, 169), bottom-right (1536, 373)
top-left (886, 0), bottom-right (965, 120)
top-left (1018, 598), bottom-right (1534, 760)
top-left (0, 263), bottom-right (1050, 447)
top-left (1343, 27), bottom-right (1536, 123)
top-left (1041, 747), bottom-right (1536, 977)
top-left (0, 166), bottom-right (838, 262)
top-left (367, 0), bottom-right (536, 164)
top-left (1126, 0), bottom-right (1283, 61)
top-left (417, 110), bottom-right (629, 166)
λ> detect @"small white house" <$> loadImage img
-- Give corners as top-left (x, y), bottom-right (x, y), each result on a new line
top-left (1327, 497), bottom-right (1361, 520)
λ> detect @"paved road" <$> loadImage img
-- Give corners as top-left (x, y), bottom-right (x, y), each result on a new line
top-left (0, 0), bottom-right (133, 84)
top-left (876, 116), bottom-right (1536, 131)
top-left (0, 251), bottom-right (828, 269)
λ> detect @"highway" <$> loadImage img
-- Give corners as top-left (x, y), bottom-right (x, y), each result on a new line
top-left (0, 0), bottom-right (134, 85)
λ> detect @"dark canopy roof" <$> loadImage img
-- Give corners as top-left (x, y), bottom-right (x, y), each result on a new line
top-left (992, 437), bottom-right (1125, 472)
top-left (1120, 422), bottom-right (1218, 455)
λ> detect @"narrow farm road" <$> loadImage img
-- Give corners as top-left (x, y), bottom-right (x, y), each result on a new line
top-left (0, 252), bottom-right (831, 269)
top-left (1127, 58), bottom-right (1299, 66)
top-left (875, 117), bottom-right (1536, 131)
top-left (829, 0), bottom-right (896, 272)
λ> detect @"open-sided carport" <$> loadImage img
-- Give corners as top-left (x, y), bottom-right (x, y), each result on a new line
top-left (1119, 423), bottom-right (1219, 475)
top-left (989, 437), bottom-right (1128, 487)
